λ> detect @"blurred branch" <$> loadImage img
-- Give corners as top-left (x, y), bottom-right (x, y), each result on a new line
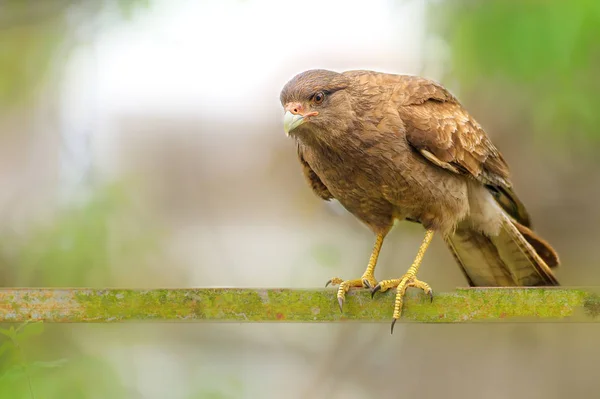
top-left (0, 287), bottom-right (598, 323)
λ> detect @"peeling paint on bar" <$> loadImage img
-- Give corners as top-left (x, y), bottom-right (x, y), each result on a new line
top-left (0, 288), bottom-right (599, 323)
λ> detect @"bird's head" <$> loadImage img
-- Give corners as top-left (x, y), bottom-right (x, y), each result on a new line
top-left (280, 69), bottom-right (353, 141)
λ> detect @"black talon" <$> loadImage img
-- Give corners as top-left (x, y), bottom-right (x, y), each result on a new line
top-left (428, 289), bottom-right (434, 303)
top-left (362, 279), bottom-right (371, 289)
top-left (325, 280), bottom-right (332, 287)
top-left (390, 318), bottom-right (397, 335)
top-left (337, 297), bottom-right (344, 312)
top-left (370, 284), bottom-right (382, 299)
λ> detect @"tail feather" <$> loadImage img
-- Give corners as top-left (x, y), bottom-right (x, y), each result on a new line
top-left (446, 213), bottom-right (559, 287)
top-left (486, 184), bottom-right (560, 269)
top-left (513, 221), bottom-right (560, 268)
top-left (486, 185), bottom-right (532, 228)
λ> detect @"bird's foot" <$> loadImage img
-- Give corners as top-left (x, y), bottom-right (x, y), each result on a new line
top-left (371, 274), bottom-right (433, 334)
top-left (326, 273), bottom-right (378, 312)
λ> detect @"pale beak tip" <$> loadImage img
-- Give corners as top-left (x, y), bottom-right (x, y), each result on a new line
top-left (283, 110), bottom-right (305, 136)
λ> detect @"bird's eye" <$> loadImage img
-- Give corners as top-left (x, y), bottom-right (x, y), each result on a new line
top-left (313, 91), bottom-right (325, 104)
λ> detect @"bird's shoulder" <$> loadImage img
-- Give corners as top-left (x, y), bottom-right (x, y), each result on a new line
top-left (342, 71), bottom-right (456, 105)
top-left (350, 71), bottom-right (511, 187)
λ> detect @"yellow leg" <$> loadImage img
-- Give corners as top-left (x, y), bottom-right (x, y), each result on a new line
top-left (372, 229), bottom-right (435, 333)
top-left (326, 233), bottom-right (385, 311)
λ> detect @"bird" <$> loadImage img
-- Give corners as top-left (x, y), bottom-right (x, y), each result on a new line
top-left (279, 69), bottom-right (560, 332)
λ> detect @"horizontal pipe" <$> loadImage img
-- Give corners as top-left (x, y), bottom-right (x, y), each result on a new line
top-left (0, 287), bottom-right (598, 323)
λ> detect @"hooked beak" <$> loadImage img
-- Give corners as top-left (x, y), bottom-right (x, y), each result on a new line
top-left (283, 104), bottom-right (319, 136)
top-left (283, 111), bottom-right (306, 136)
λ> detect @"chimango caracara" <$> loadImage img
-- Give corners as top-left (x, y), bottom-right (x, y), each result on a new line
top-left (280, 69), bottom-right (560, 332)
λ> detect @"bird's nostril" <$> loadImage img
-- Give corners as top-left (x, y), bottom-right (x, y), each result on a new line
top-left (293, 108), bottom-right (298, 113)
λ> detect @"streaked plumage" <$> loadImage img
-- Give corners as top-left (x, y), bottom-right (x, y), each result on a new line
top-left (280, 69), bottom-right (559, 299)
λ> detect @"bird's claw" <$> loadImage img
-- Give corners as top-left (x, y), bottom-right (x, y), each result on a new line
top-left (370, 283), bottom-right (382, 299)
top-left (327, 276), bottom-right (378, 313)
top-left (325, 277), bottom-right (344, 288)
top-left (390, 286), bottom-right (431, 334)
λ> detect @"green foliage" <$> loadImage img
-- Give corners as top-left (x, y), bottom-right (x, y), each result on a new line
top-left (0, 322), bottom-right (50, 399)
top-left (0, 355), bottom-right (129, 399)
top-left (0, 322), bottom-right (45, 367)
top-left (0, 322), bottom-right (129, 399)
top-left (432, 0), bottom-right (600, 140)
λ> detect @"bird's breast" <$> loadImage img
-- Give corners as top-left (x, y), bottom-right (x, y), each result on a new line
top-left (302, 136), bottom-right (469, 234)
top-left (302, 140), bottom-right (409, 230)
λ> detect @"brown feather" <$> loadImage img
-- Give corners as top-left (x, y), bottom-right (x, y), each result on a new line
top-left (486, 185), bottom-right (532, 227)
top-left (513, 221), bottom-right (560, 268)
top-left (446, 213), bottom-right (558, 287)
top-left (399, 88), bottom-right (510, 188)
top-left (280, 69), bottom-right (560, 287)
top-left (297, 144), bottom-right (333, 201)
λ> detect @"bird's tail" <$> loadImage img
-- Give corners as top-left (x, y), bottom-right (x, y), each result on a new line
top-left (445, 212), bottom-right (559, 286)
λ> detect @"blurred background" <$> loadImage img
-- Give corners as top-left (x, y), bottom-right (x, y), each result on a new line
top-left (1, 0), bottom-right (599, 398)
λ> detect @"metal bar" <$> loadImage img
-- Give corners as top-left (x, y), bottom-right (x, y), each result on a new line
top-left (0, 288), bottom-right (598, 323)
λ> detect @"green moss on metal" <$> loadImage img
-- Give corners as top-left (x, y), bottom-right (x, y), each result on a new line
top-left (399, 287), bottom-right (587, 322)
top-left (583, 292), bottom-right (600, 318)
top-left (0, 287), bottom-right (598, 323)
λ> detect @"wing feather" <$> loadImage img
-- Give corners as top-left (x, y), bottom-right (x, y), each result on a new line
top-left (399, 90), bottom-right (510, 187)
top-left (394, 77), bottom-right (533, 225)
top-left (297, 144), bottom-right (333, 201)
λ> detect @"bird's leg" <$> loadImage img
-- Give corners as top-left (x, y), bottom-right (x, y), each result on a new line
top-left (326, 233), bottom-right (385, 311)
top-left (372, 229), bottom-right (435, 333)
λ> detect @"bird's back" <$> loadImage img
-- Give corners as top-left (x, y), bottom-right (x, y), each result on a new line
top-left (283, 68), bottom-right (560, 287)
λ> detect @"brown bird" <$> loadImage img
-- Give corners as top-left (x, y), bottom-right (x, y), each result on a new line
top-left (280, 69), bottom-right (560, 332)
